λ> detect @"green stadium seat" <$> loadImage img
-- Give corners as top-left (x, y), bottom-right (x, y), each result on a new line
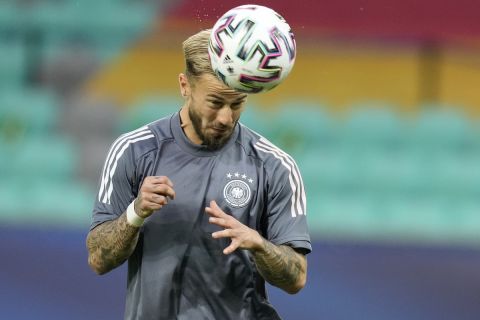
top-left (412, 107), bottom-right (476, 152)
top-left (299, 147), bottom-right (353, 193)
top-left (454, 200), bottom-right (480, 241)
top-left (270, 101), bottom-right (336, 154)
top-left (340, 104), bottom-right (407, 152)
top-left (0, 180), bottom-right (27, 222)
top-left (359, 147), bottom-right (429, 195)
top-left (30, 181), bottom-right (95, 227)
top-left (118, 95), bottom-right (182, 133)
top-left (430, 152), bottom-right (480, 198)
top-left (0, 88), bottom-right (59, 142)
top-left (2, 137), bottom-right (77, 183)
top-left (308, 191), bottom-right (378, 238)
top-left (239, 105), bottom-right (274, 137)
top-left (0, 40), bottom-right (25, 88)
top-left (0, 179), bottom-right (94, 227)
top-left (378, 195), bottom-right (447, 242)
top-left (0, 3), bottom-right (21, 33)
top-left (277, 103), bottom-right (480, 245)
top-left (33, 2), bottom-right (155, 47)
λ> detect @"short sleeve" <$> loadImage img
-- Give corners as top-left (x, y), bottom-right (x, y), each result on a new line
top-left (90, 133), bottom-right (145, 230)
top-left (264, 152), bottom-right (311, 254)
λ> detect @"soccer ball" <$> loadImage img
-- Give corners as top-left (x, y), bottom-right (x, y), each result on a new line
top-left (208, 5), bottom-right (296, 93)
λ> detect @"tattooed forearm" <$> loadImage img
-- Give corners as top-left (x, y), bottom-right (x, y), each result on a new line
top-left (252, 238), bottom-right (307, 294)
top-left (86, 212), bottom-right (140, 275)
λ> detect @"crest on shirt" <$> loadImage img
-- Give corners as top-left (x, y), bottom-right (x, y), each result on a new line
top-left (223, 172), bottom-right (253, 208)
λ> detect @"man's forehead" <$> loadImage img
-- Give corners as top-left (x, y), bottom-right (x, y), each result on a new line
top-left (206, 90), bottom-right (247, 100)
top-left (199, 74), bottom-right (248, 100)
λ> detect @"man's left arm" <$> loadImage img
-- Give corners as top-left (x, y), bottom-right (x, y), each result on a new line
top-left (206, 200), bottom-right (307, 294)
top-left (252, 238), bottom-right (307, 294)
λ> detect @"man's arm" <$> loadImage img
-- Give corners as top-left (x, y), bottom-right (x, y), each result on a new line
top-left (87, 213), bottom-right (140, 275)
top-left (252, 239), bottom-right (307, 294)
top-left (87, 176), bottom-right (176, 275)
top-left (205, 200), bottom-right (307, 294)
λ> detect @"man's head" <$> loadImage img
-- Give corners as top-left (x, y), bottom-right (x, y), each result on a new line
top-left (179, 30), bottom-right (248, 150)
top-left (182, 29), bottom-right (217, 82)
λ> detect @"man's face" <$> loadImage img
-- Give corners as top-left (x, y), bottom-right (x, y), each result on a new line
top-left (186, 74), bottom-right (247, 150)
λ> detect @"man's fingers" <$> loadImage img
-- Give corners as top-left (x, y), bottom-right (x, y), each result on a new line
top-left (223, 242), bottom-right (238, 255)
top-left (210, 200), bottom-right (220, 210)
top-left (205, 206), bottom-right (222, 218)
top-left (143, 183), bottom-right (176, 200)
top-left (212, 229), bottom-right (232, 239)
top-left (152, 184), bottom-right (176, 199)
top-left (211, 229), bottom-right (238, 254)
top-left (205, 200), bottom-right (227, 218)
top-left (150, 194), bottom-right (169, 205)
top-left (135, 200), bottom-right (164, 218)
top-left (144, 201), bottom-right (163, 210)
top-left (144, 176), bottom-right (174, 188)
top-left (208, 217), bottom-right (229, 228)
top-left (149, 176), bottom-right (173, 188)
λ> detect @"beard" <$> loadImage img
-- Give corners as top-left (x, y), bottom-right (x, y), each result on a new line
top-left (188, 106), bottom-right (236, 150)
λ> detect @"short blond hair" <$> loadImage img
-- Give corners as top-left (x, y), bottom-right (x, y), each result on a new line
top-left (182, 29), bottom-right (216, 82)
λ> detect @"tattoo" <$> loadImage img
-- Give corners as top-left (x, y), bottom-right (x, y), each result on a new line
top-left (86, 212), bottom-right (140, 274)
top-left (252, 238), bottom-right (306, 293)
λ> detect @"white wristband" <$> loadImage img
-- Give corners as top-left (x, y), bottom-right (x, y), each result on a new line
top-left (126, 201), bottom-right (144, 227)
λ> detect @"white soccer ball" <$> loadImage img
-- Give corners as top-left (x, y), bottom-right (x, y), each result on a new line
top-left (208, 4), bottom-right (296, 93)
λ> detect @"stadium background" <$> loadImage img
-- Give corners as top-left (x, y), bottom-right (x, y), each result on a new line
top-left (1, 0), bottom-right (480, 319)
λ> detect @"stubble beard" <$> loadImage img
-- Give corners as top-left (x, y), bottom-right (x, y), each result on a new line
top-left (188, 107), bottom-right (235, 150)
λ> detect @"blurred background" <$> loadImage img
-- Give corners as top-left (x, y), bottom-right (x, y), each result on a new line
top-left (1, 0), bottom-right (480, 319)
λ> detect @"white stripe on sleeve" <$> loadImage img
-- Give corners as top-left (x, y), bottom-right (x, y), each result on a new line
top-left (98, 126), bottom-right (149, 201)
top-left (257, 138), bottom-right (306, 214)
top-left (254, 138), bottom-right (306, 217)
top-left (98, 128), bottom-right (154, 204)
top-left (103, 134), bottom-right (155, 204)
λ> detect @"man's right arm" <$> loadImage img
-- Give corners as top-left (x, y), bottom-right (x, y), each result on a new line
top-left (87, 176), bottom-right (175, 275)
top-left (87, 212), bottom-right (140, 275)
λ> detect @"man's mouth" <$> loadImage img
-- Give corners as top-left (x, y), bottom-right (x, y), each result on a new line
top-left (210, 127), bottom-right (230, 134)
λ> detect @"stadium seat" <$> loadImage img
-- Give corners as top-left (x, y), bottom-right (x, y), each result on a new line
top-left (239, 104), bottom-right (274, 137)
top-left (432, 152), bottom-right (480, 197)
top-left (308, 190), bottom-right (378, 238)
top-left (270, 101), bottom-right (336, 154)
top-left (378, 195), bottom-right (446, 242)
top-left (339, 104), bottom-right (407, 152)
top-left (411, 107), bottom-right (476, 152)
top-left (0, 40), bottom-right (25, 88)
top-left (33, 2), bottom-right (155, 48)
top-left (0, 88), bottom-right (59, 142)
top-left (0, 179), bottom-right (94, 226)
top-left (0, 179), bottom-right (29, 222)
top-left (118, 95), bottom-right (182, 133)
top-left (0, 3), bottom-right (20, 34)
top-left (454, 200), bottom-right (480, 241)
top-left (299, 147), bottom-right (353, 193)
top-left (29, 181), bottom-right (95, 226)
top-left (3, 136), bottom-right (77, 183)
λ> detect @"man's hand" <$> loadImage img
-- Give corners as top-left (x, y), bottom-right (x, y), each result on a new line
top-left (206, 200), bottom-right (307, 294)
top-left (205, 200), bottom-right (263, 254)
top-left (135, 176), bottom-right (176, 218)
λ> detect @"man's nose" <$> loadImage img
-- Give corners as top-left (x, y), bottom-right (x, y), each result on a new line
top-left (216, 107), bottom-right (233, 126)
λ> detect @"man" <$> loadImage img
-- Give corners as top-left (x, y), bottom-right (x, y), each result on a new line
top-left (87, 29), bottom-right (311, 320)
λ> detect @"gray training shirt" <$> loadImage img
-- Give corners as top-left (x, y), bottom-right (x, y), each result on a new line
top-left (91, 111), bottom-right (311, 320)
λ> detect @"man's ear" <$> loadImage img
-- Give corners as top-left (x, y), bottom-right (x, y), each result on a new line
top-left (178, 73), bottom-right (190, 97)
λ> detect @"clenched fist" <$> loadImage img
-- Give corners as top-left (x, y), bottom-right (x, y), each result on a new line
top-left (134, 176), bottom-right (176, 218)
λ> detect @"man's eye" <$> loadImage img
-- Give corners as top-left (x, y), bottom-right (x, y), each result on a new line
top-left (209, 101), bottom-right (223, 108)
top-left (231, 102), bottom-right (243, 110)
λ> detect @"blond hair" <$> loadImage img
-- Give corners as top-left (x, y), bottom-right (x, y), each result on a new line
top-left (182, 29), bottom-right (216, 83)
